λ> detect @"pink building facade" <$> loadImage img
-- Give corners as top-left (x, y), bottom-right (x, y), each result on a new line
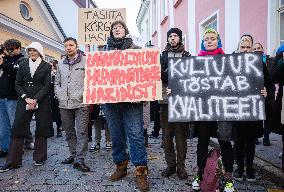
top-left (136, 0), bottom-right (284, 56)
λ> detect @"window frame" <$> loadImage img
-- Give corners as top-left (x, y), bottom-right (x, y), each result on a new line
top-left (199, 10), bottom-right (219, 48)
top-left (19, 2), bottom-right (33, 21)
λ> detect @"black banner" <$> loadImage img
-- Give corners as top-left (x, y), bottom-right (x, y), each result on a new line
top-left (168, 52), bottom-right (265, 122)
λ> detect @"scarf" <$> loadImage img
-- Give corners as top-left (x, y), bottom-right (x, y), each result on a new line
top-left (198, 48), bottom-right (225, 56)
top-left (164, 43), bottom-right (185, 53)
top-left (106, 36), bottom-right (133, 50)
top-left (29, 57), bottom-right (42, 78)
top-left (63, 53), bottom-right (82, 65)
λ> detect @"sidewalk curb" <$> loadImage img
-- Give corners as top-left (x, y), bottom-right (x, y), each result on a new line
top-left (209, 140), bottom-right (284, 185)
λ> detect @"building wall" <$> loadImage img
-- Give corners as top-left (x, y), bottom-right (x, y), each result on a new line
top-left (0, 28), bottom-right (62, 59)
top-left (240, 0), bottom-right (268, 52)
top-left (174, 0), bottom-right (189, 49)
top-left (0, 0), bottom-right (64, 60)
top-left (137, 0), bottom-right (280, 55)
top-left (0, 0), bottom-right (58, 39)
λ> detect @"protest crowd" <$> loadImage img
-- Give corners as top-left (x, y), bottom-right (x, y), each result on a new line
top-left (0, 19), bottom-right (284, 192)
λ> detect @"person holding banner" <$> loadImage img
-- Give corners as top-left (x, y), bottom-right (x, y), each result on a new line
top-left (159, 28), bottom-right (190, 180)
top-left (55, 37), bottom-right (90, 172)
top-left (191, 28), bottom-right (235, 192)
top-left (233, 38), bottom-right (269, 182)
top-left (102, 20), bottom-right (149, 191)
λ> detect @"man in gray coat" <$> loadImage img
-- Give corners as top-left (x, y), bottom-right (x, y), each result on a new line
top-left (55, 37), bottom-right (90, 172)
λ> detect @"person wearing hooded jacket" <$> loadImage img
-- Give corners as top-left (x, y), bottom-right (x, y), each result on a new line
top-left (159, 28), bottom-right (190, 180)
top-left (102, 20), bottom-right (149, 191)
top-left (191, 28), bottom-right (235, 192)
top-left (0, 42), bottom-right (53, 172)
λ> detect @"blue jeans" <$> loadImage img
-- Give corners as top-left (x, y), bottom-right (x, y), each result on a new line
top-left (0, 98), bottom-right (17, 151)
top-left (103, 103), bottom-right (147, 166)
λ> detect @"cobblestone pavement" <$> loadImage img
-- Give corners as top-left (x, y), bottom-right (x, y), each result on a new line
top-left (0, 125), bottom-right (283, 192)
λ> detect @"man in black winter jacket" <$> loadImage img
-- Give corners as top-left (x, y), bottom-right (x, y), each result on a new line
top-left (0, 39), bottom-right (25, 157)
top-left (160, 28), bottom-right (190, 180)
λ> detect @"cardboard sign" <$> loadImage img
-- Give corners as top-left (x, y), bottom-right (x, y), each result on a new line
top-left (83, 48), bottom-right (162, 104)
top-left (168, 52), bottom-right (265, 122)
top-left (78, 8), bottom-right (126, 45)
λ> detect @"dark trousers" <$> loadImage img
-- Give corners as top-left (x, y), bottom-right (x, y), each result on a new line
top-left (263, 120), bottom-right (271, 140)
top-left (151, 101), bottom-right (161, 136)
top-left (160, 104), bottom-right (188, 168)
top-left (196, 123), bottom-right (234, 173)
top-left (6, 137), bottom-right (47, 166)
top-left (234, 137), bottom-right (256, 172)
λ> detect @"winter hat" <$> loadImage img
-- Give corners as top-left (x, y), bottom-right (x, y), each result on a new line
top-left (167, 28), bottom-right (182, 41)
top-left (276, 44), bottom-right (284, 55)
top-left (110, 20), bottom-right (129, 38)
top-left (26, 42), bottom-right (44, 58)
top-left (201, 28), bottom-right (223, 51)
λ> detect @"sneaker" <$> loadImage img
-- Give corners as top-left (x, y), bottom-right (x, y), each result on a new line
top-left (34, 161), bottom-right (44, 166)
top-left (224, 180), bottom-right (235, 192)
top-left (246, 169), bottom-right (256, 182)
top-left (0, 151), bottom-right (8, 158)
top-left (0, 164), bottom-right (20, 173)
top-left (263, 138), bottom-right (271, 146)
top-left (89, 143), bottom-right (100, 152)
top-left (149, 133), bottom-right (159, 139)
top-left (106, 142), bottom-right (112, 150)
top-left (24, 142), bottom-right (34, 150)
top-left (233, 169), bottom-right (244, 181)
top-left (56, 131), bottom-right (63, 138)
top-left (192, 175), bottom-right (201, 190)
top-left (255, 139), bottom-right (260, 145)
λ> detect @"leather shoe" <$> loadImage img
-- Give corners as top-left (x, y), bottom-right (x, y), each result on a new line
top-left (61, 156), bottom-right (74, 164)
top-left (161, 166), bottom-right (176, 177)
top-left (0, 151), bottom-right (8, 158)
top-left (73, 162), bottom-right (90, 172)
top-left (177, 167), bottom-right (188, 180)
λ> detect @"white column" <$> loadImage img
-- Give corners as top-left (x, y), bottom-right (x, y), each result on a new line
top-left (169, 0), bottom-right (175, 27)
top-left (267, 0), bottom-right (278, 55)
top-left (157, 0), bottom-right (162, 51)
top-left (225, 0), bottom-right (240, 53)
top-left (188, 0), bottom-right (196, 55)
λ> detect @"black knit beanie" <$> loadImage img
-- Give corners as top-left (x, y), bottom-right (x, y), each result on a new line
top-left (167, 28), bottom-right (182, 41)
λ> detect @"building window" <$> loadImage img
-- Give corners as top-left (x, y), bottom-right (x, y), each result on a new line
top-left (199, 11), bottom-right (219, 47)
top-left (152, 0), bottom-right (157, 33)
top-left (161, 0), bottom-right (168, 23)
top-left (45, 55), bottom-right (55, 63)
top-left (20, 2), bottom-right (32, 21)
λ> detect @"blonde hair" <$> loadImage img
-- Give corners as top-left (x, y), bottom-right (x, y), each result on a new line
top-left (237, 39), bottom-right (252, 53)
top-left (203, 28), bottom-right (219, 38)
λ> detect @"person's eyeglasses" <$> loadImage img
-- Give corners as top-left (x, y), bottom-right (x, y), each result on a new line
top-left (241, 46), bottom-right (251, 49)
top-left (112, 26), bottom-right (124, 31)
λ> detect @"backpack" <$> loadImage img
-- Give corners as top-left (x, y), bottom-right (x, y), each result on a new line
top-left (199, 148), bottom-right (224, 192)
